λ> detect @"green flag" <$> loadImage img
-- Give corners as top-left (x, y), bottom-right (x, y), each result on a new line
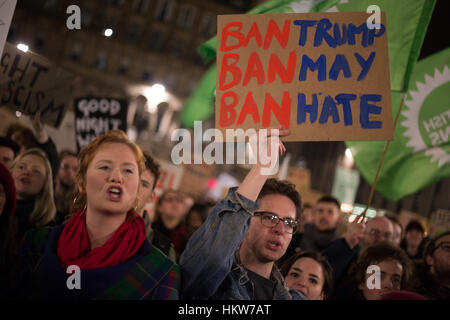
top-left (180, 0), bottom-right (435, 127)
top-left (347, 48), bottom-right (450, 201)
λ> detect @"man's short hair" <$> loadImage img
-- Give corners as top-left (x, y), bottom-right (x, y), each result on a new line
top-left (143, 151), bottom-right (160, 191)
top-left (258, 178), bottom-right (302, 220)
top-left (59, 149), bottom-right (77, 162)
top-left (317, 195), bottom-right (340, 210)
top-left (424, 230), bottom-right (450, 263)
top-left (0, 137), bottom-right (20, 157)
top-left (385, 213), bottom-right (403, 237)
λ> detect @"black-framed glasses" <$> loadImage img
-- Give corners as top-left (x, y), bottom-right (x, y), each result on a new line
top-left (254, 211), bottom-right (298, 234)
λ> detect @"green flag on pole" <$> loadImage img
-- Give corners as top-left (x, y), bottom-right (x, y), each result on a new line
top-left (180, 0), bottom-right (436, 127)
top-left (347, 48), bottom-right (450, 201)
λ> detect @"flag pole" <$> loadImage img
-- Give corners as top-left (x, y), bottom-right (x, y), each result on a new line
top-left (360, 92), bottom-right (407, 220)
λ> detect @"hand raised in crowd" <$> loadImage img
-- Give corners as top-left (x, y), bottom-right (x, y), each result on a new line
top-left (237, 126), bottom-right (289, 202)
top-left (32, 110), bottom-right (49, 143)
top-left (344, 212), bottom-right (366, 249)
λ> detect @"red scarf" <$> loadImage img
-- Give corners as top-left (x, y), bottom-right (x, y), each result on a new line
top-left (57, 209), bottom-right (146, 270)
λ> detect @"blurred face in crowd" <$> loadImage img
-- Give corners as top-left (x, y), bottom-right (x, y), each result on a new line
top-left (158, 191), bottom-right (184, 221)
top-left (81, 143), bottom-right (139, 216)
top-left (0, 146), bottom-right (15, 168)
top-left (361, 217), bottom-right (394, 249)
top-left (0, 183), bottom-right (5, 216)
top-left (359, 259), bottom-right (403, 300)
top-left (187, 209), bottom-right (204, 231)
top-left (405, 229), bottom-right (424, 247)
top-left (243, 194), bottom-right (297, 263)
top-left (301, 206), bottom-right (314, 224)
top-left (57, 155), bottom-right (78, 187)
top-left (391, 223), bottom-right (402, 246)
top-left (137, 168), bottom-right (156, 216)
top-left (314, 201), bottom-right (340, 231)
top-left (426, 234), bottom-right (450, 280)
top-left (12, 154), bottom-right (46, 200)
top-left (284, 257), bottom-right (325, 300)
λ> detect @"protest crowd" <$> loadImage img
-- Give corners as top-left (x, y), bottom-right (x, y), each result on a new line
top-left (0, 119), bottom-right (448, 300)
top-left (0, 0), bottom-right (449, 303)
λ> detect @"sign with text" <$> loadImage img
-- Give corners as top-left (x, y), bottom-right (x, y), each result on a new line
top-left (0, 0), bottom-right (16, 57)
top-left (0, 42), bottom-right (75, 127)
top-left (216, 12), bottom-right (393, 141)
top-left (74, 97), bottom-right (128, 151)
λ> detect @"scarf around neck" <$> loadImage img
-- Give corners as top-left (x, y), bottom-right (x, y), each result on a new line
top-left (57, 209), bottom-right (146, 270)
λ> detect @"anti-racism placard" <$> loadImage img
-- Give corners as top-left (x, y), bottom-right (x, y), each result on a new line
top-left (0, 42), bottom-right (75, 127)
top-left (216, 12), bottom-right (393, 141)
top-left (74, 97), bottom-right (128, 152)
top-left (0, 0), bottom-right (17, 57)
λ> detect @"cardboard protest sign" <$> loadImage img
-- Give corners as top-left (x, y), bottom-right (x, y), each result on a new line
top-left (0, 0), bottom-right (17, 57)
top-left (74, 97), bottom-right (128, 151)
top-left (0, 42), bottom-right (75, 127)
top-left (216, 12), bottom-right (393, 141)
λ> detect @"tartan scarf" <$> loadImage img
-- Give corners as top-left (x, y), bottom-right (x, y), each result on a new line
top-left (57, 209), bottom-right (146, 270)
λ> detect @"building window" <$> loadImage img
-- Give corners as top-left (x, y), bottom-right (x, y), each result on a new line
top-left (132, 0), bottom-right (151, 14)
top-left (69, 43), bottom-right (82, 62)
top-left (127, 23), bottom-right (142, 43)
top-left (141, 69), bottom-right (154, 82)
top-left (154, 0), bottom-right (175, 22)
top-left (35, 34), bottom-right (46, 50)
top-left (105, 0), bottom-right (125, 6)
top-left (199, 13), bottom-right (217, 36)
top-left (171, 36), bottom-right (185, 58)
top-left (118, 58), bottom-right (130, 75)
top-left (81, 7), bottom-right (94, 28)
top-left (148, 30), bottom-right (165, 51)
top-left (177, 5), bottom-right (197, 29)
top-left (94, 52), bottom-right (107, 70)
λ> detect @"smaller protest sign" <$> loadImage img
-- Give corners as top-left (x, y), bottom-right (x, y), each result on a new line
top-left (74, 97), bottom-right (128, 151)
top-left (0, 42), bottom-right (75, 127)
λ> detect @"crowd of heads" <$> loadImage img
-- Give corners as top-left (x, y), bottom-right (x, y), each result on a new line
top-left (0, 121), bottom-right (448, 301)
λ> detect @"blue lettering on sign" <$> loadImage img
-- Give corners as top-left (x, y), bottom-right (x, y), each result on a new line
top-left (297, 93), bottom-right (318, 124)
top-left (319, 96), bottom-right (340, 124)
top-left (329, 54), bottom-right (352, 80)
top-left (298, 54), bottom-right (326, 81)
top-left (360, 94), bottom-right (382, 129)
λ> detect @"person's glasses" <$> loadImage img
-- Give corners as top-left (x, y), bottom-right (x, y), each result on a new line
top-left (254, 211), bottom-right (297, 234)
top-left (367, 229), bottom-right (393, 241)
top-left (436, 241), bottom-right (450, 253)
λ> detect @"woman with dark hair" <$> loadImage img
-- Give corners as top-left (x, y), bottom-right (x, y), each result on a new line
top-left (185, 202), bottom-right (211, 240)
top-left (0, 162), bottom-right (18, 297)
top-left (152, 190), bottom-right (188, 256)
top-left (400, 220), bottom-right (427, 262)
top-left (280, 251), bottom-right (334, 300)
top-left (16, 130), bottom-right (179, 300)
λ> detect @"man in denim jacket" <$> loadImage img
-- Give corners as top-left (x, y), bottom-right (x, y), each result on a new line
top-left (180, 128), bottom-right (306, 300)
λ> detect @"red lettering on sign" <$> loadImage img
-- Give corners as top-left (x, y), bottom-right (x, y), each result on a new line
top-left (264, 19), bottom-right (291, 49)
top-left (219, 53), bottom-right (242, 91)
top-left (268, 51), bottom-right (296, 84)
top-left (243, 52), bottom-right (265, 86)
top-left (237, 91), bottom-right (260, 125)
top-left (262, 92), bottom-right (291, 129)
top-left (219, 91), bottom-right (239, 127)
top-left (220, 22), bottom-right (244, 52)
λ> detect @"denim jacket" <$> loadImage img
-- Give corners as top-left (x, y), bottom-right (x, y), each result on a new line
top-left (180, 187), bottom-right (306, 300)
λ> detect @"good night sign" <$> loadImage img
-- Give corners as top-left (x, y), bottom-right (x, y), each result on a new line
top-left (216, 12), bottom-right (394, 141)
